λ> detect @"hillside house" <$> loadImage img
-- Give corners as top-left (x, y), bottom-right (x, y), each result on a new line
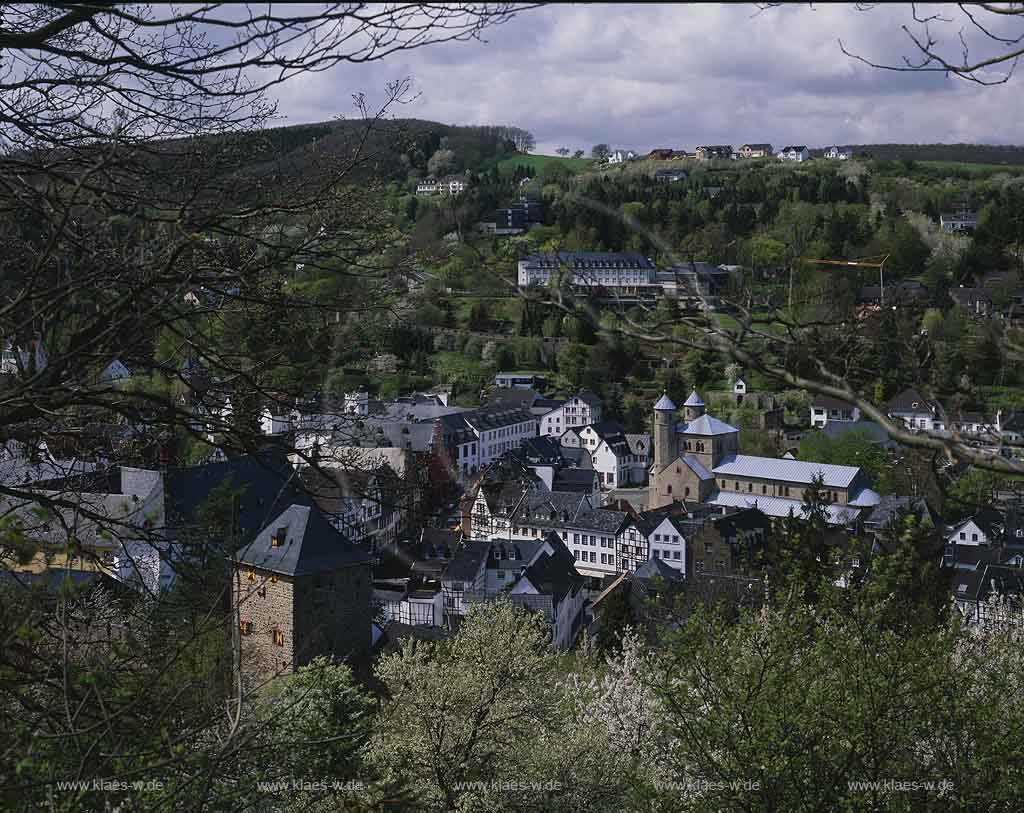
top-left (886, 388), bottom-right (940, 432)
top-left (810, 395), bottom-right (862, 428)
top-left (739, 143), bottom-right (773, 158)
top-left (778, 145), bottom-right (810, 162)
top-left (695, 145), bottom-right (733, 161)
top-left (825, 146), bottom-right (853, 160)
top-left (539, 390), bottom-right (603, 437)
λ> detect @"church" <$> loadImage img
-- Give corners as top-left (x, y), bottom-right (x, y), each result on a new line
top-left (648, 391), bottom-right (880, 524)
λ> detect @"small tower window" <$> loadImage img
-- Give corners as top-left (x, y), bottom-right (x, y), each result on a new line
top-left (270, 574), bottom-right (279, 584)
top-left (273, 629), bottom-right (285, 647)
top-left (239, 620), bottom-right (252, 636)
top-left (246, 569), bottom-right (255, 582)
top-left (271, 527), bottom-right (287, 548)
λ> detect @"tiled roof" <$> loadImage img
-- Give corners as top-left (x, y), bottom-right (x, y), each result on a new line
top-left (711, 454), bottom-right (860, 488)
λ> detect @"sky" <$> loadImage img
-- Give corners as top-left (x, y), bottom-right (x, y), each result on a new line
top-left (269, 3), bottom-right (1024, 155)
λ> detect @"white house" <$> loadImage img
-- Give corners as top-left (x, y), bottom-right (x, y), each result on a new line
top-left (344, 390), bottom-right (370, 415)
top-left (539, 390), bottom-right (603, 437)
top-left (825, 146), bottom-right (853, 160)
top-left (778, 145), bottom-right (810, 162)
top-left (607, 149), bottom-right (638, 164)
top-left (415, 178), bottom-right (439, 195)
top-left (948, 509), bottom-right (1004, 547)
top-left (886, 388), bottom-right (939, 432)
top-left (574, 422), bottom-right (650, 489)
top-left (616, 508), bottom-right (689, 575)
top-left (733, 378), bottom-right (748, 401)
top-left (810, 395), bottom-right (862, 429)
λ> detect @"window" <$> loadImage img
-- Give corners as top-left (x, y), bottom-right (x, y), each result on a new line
top-left (851, 557), bottom-right (861, 568)
top-left (246, 569), bottom-right (256, 582)
top-left (653, 550), bottom-right (660, 559)
top-left (685, 487), bottom-right (690, 497)
top-left (667, 484), bottom-right (672, 495)
top-left (600, 554), bottom-right (607, 564)
top-left (673, 551), bottom-right (681, 560)
top-left (695, 561), bottom-right (704, 572)
top-left (654, 534), bottom-right (661, 541)
top-left (590, 551), bottom-right (596, 563)
top-left (762, 485), bottom-right (767, 494)
top-left (273, 629), bottom-right (285, 647)
top-left (972, 533), bottom-right (978, 542)
top-left (239, 620), bottom-right (252, 636)
top-left (704, 543), bottom-right (712, 554)
top-left (747, 483), bottom-right (753, 492)
top-left (673, 535), bottom-right (679, 543)
top-left (960, 532), bottom-right (966, 540)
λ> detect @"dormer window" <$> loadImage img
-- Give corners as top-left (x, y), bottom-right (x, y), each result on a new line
top-left (271, 527), bottom-right (287, 548)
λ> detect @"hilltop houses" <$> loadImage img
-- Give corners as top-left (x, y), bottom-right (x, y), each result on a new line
top-left (778, 145), bottom-right (810, 162)
top-left (739, 143), bottom-right (773, 159)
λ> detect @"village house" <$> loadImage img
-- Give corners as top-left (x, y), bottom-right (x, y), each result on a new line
top-left (607, 149), bottom-right (638, 164)
top-left (434, 404), bottom-right (538, 478)
top-left (810, 395), bottom-right (862, 428)
top-left (562, 421), bottom-right (650, 489)
top-left (441, 532), bottom-right (585, 648)
top-left (940, 210), bottom-right (978, 233)
top-left (777, 145), bottom-right (810, 162)
top-left (825, 146), bottom-right (853, 160)
top-left (886, 387), bottom-right (940, 432)
top-left (694, 145), bottom-right (733, 161)
top-left (739, 143), bottom-right (773, 159)
top-left (539, 390), bottom-right (603, 437)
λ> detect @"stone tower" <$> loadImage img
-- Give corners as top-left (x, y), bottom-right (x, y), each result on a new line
top-left (683, 390), bottom-right (706, 423)
top-left (653, 393), bottom-right (677, 473)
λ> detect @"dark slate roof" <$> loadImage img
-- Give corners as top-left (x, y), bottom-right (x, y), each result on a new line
top-left (512, 491), bottom-right (626, 534)
top-left (958, 507), bottom-right (1007, 540)
top-left (886, 387), bottom-right (936, 415)
top-left (631, 503), bottom-right (691, 537)
top-left (233, 504), bottom-right (369, 576)
top-left (634, 557), bottom-right (685, 584)
top-left (712, 507), bottom-right (771, 538)
top-left (947, 544), bottom-right (1004, 570)
top-left (519, 532), bottom-right (584, 604)
top-left (586, 420), bottom-right (627, 441)
top-left (863, 495), bottom-right (937, 531)
top-left (442, 540), bottom-right (491, 582)
top-left (552, 468), bottom-right (598, 494)
top-left (512, 435), bottom-right (564, 466)
top-left (953, 564), bottom-right (1024, 603)
top-left (164, 451), bottom-right (309, 541)
top-left (521, 252), bottom-right (654, 270)
top-left (487, 388), bottom-right (542, 410)
top-left (574, 389), bottom-right (602, 407)
top-left (812, 395), bottom-right (856, 410)
top-left (462, 405), bottom-right (536, 433)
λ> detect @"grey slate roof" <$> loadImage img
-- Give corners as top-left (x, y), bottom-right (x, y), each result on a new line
top-left (682, 454), bottom-right (714, 481)
top-left (863, 496), bottom-right (936, 532)
top-left (654, 393), bottom-right (677, 411)
top-left (634, 557), bottom-right (685, 584)
top-left (233, 504), bottom-right (370, 576)
top-left (886, 387), bottom-right (936, 415)
top-left (442, 540), bottom-right (491, 583)
top-left (712, 453), bottom-right (860, 488)
top-left (680, 414), bottom-right (738, 436)
top-left (517, 532), bottom-right (583, 605)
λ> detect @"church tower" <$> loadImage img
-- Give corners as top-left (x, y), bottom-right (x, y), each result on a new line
top-left (683, 390), bottom-right (706, 423)
top-left (653, 392), bottom-right (677, 473)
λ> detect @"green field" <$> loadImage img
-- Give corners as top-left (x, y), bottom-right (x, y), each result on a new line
top-left (918, 160), bottom-right (1024, 176)
top-left (497, 153), bottom-right (594, 174)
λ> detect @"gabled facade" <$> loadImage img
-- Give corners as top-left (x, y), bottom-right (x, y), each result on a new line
top-left (539, 390), bottom-right (602, 437)
top-left (695, 145), bottom-right (733, 161)
top-left (886, 388), bottom-right (939, 432)
top-left (825, 146), bottom-right (853, 160)
top-left (778, 145), bottom-right (810, 162)
top-left (739, 143), bottom-right (773, 158)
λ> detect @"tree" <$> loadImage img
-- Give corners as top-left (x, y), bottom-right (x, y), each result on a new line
top-left (573, 149), bottom-right (584, 159)
top-left (367, 601), bottom-right (563, 810)
top-left (591, 143), bottom-right (611, 161)
top-left (0, 2), bottom-right (528, 803)
top-left (556, 147), bottom-right (570, 157)
top-left (427, 148), bottom-right (456, 176)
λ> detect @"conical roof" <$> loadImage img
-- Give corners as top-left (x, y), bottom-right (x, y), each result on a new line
top-left (654, 393), bottom-right (677, 411)
top-left (683, 390), bottom-right (704, 407)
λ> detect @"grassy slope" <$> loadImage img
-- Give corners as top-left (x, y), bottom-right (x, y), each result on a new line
top-left (496, 153), bottom-right (594, 174)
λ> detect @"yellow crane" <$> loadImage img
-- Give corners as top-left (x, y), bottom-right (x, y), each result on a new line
top-left (790, 254), bottom-right (890, 310)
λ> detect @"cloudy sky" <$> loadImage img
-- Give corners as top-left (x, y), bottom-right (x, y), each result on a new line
top-left (271, 3), bottom-right (1024, 154)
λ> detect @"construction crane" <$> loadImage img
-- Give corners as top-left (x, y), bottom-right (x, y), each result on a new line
top-left (790, 254), bottom-right (890, 310)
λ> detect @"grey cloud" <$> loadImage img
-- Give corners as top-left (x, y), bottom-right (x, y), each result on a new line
top-left (267, 4), bottom-right (1024, 153)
